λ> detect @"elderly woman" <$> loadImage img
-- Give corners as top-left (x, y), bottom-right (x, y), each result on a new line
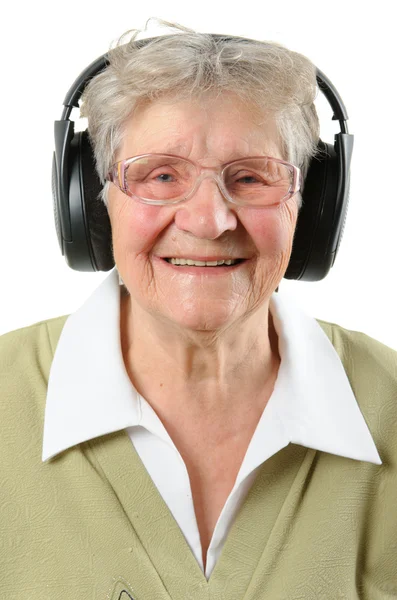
top-left (1, 21), bottom-right (396, 600)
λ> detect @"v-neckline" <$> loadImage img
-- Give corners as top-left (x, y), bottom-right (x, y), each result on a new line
top-left (86, 429), bottom-right (313, 599)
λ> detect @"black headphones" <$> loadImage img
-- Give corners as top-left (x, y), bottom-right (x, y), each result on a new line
top-left (52, 33), bottom-right (354, 281)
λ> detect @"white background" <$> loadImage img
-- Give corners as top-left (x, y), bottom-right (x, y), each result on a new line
top-left (0, 0), bottom-right (395, 349)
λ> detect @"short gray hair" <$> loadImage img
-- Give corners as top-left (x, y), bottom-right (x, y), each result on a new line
top-left (80, 18), bottom-right (320, 210)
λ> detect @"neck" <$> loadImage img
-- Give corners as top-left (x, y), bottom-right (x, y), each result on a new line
top-left (119, 292), bottom-right (280, 421)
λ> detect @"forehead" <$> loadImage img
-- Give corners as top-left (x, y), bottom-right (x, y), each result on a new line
top-left (120, 93), bottom-right (282, 162)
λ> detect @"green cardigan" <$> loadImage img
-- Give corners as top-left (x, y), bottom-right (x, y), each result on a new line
top-left (1, 315), bottom-right (396, 599)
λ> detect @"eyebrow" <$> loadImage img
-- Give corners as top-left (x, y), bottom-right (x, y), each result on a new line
top-left (160, 144), bottom-right (187, 155)
top-left (149, 144), bottom-right (270, 162)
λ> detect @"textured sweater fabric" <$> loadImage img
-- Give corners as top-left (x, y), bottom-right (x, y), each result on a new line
top-left (1, 314), bottom-right (397, 599)
top-left (40, 269), bottom-right (383, 581)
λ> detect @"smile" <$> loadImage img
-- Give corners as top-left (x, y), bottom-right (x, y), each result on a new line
top-left (164, 258), bottom-right (244, 267)
top-left (158, 256), bottom-right (248, 274)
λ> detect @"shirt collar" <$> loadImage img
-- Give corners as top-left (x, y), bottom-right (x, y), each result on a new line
top-left (42, 268), bottom-right (381, 465)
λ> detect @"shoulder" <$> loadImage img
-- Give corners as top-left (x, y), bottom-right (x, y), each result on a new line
top-left (0, 315), bottom-right (70, 420)
top-left (315, 317), bottom-right (397, 375)
top-left (316, 318), bottom-right (397, 463)
top-left (0, 315), bottom-right (70, 364)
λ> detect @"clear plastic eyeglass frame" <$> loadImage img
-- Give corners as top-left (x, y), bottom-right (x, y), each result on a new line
top-left (106, 153), bottom-right (302, 207)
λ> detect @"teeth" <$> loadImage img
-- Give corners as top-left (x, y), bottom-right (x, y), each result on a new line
top-left (168, 258), bottom-right (239, 266)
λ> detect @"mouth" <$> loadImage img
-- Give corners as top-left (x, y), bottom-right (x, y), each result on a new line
top-left (162, 258), bottom-right (246, 267)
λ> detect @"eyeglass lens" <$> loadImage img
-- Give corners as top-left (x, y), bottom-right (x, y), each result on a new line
top-left (124, 155), bottom-right (293, 205)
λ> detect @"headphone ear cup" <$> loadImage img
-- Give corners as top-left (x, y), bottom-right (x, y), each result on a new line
top-left (53, 126), bottom-right (114, 272)
top-left (79, 131), bottom-right (114, 271)
top-left (52, 151), bottom-right (64, 255)
top-left (285, 139), bottom-right (340, 281)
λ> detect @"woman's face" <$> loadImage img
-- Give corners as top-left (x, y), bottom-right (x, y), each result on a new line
top-left (108, 93), bottom-right (299, 332)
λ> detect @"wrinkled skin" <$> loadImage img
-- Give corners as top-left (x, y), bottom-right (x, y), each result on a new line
top-left (107, 92), bottom-right (299, 428)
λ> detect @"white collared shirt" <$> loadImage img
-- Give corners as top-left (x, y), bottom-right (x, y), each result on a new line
top-left (42, 268), bottom-right (382, 579)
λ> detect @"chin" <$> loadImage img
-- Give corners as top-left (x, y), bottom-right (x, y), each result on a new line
top-left (166, 304), bottom-right (242, 333)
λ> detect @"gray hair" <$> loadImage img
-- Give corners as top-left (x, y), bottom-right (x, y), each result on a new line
top-left (80, 18), bottom-right (320, 211)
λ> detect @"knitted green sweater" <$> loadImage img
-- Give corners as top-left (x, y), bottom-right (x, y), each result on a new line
top-left (1, 315), bottom-right (396, 599)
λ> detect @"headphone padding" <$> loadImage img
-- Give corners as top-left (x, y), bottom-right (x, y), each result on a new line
top-left (285, 140), bottom-right (339, 281)
top-left (79, 131), bottom-right (114, 271)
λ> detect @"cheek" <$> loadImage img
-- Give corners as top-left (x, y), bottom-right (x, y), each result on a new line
top-left (240, 203), bottom-right (297, 254)
top-left (113, 201), bottom-right (173, 256)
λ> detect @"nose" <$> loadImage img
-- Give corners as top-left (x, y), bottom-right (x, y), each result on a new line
top-left (173, 175), bottom-right (238, 239)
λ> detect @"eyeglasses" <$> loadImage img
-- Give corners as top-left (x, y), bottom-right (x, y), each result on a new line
top-left (106, 154), bottom-right (302, 207)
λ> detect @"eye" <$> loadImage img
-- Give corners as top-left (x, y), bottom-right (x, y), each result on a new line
top-left (228, 170), bottom-right (270, 186)
top-left (236, 174), bottom-right (262, 184)
top-left (147, 165), bottom-right (188, 183)
top-left (152, 171), bottom-right (176, 183)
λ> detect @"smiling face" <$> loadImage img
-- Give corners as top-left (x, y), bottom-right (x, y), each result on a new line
top-left (108, 92), bottom-right (299, 333)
